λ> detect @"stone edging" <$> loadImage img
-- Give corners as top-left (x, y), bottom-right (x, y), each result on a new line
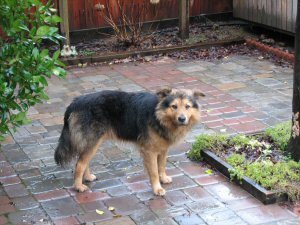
top-left (246, 38), bottom-right (295, 62)
top-left (202, 149), bottom-right (287, 204)
top-left (61, 38), bottom-right (245, 66)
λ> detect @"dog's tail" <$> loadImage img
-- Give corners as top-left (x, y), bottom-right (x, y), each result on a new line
top-left (54, 108), bottom-right (74, 166)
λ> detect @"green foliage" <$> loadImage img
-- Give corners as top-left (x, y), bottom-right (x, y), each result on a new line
top-left (264, 121), bottom-right (291, 151)
top-left (226, 155), bottom-right (300, 201)
top-left (188, 134), bottom-right (227, 160)
top-left (0, 0), bottom-right (66, 141)
top-left (190, 121), bottom-right (299, 201)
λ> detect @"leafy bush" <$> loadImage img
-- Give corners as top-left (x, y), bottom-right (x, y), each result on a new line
top-left (265, 121), bottom-right (291, 151)
top-left (188, 134), bottom-right (227, 160)
top-left (0, 0), bottom-right (66, 141)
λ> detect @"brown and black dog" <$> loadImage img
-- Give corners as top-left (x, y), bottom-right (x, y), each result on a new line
top-left (55, 88), bottom-right (204, 195)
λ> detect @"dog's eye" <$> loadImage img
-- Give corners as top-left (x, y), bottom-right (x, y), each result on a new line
top-left (186, 105), bottom-right (191, 109)
top-left (171, 105), bottom-right (177, 110)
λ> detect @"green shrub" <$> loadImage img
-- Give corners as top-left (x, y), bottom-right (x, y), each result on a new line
top-left (188, 134), bottom-right (227, 160)
top-left (0, 0), bottom-right (66, 141)
top-left (264, 121), bottom-right (291, 151)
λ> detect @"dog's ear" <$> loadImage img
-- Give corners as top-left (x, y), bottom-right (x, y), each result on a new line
top-left (156, 87), bottom-right (172, 99)
top-left (193, 90), bottom-right (205, 99)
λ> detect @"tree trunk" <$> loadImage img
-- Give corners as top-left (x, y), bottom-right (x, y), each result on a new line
top-left (178, 0), bottom-right (189, 40)
top-left (288, 0), bottom-right (300, 161)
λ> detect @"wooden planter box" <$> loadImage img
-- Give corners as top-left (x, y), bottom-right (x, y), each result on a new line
top-left (202, 150), bottom-right (287, 204)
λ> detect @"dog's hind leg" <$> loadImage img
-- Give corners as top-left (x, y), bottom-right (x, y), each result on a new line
top-left (158, 150), bottom-right (172, 184)
top-left (141, 150), bottom-right (166, 196)
top-left (74, 137), bottom-right (105, 192)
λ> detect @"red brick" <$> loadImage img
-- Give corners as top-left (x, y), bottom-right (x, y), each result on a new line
top-left (127, 181), bottom-right (151, 193)
top-left (0, 196), bottom-right (10, 205)
top-left (122, 173), bottom-right (148, 184)
top-left (148, 198), bottom-right (170, 211)
top-left (217, 95), bottom-right (236, 102)
top-left (194, 175), bottom-right (227, 186)
top-left (183, 186), bottom-right (212, 201)
top-left (0, 203), bottom-right (15, 214)
top-left (221, 119), bottom-right (240, 125)
top-left (95, 216), bottom-right (136, 225)
top-left (77, 211), bottom-right (113, 224)
top-left (236, 205), bottom-right (295, 224)
top-left (219, 107), bottom-right (238, 114)
top-left (0, 176), bottom-right (21, 186)
top-left (34, 189), bottom-right (70, 202)
top-left (0, 216), bottom-right (8, 225)
top-left (206, 99), bottom-right (222, 105)
top-left (238, 116), bottom-right (256, 123)
top-left (201, 115), bottom-right (222, 123)
top-left (228, 101), bottom-right (248, 108)
top-left (241, 107), bottom-right (257, 113)
top-left (4, 183), bottom-right (28, 198)
top-left (178, 162), bottom-right (207, 178)
top-left (205, 121), bottom-right (224, 129)
top-left (206, 109), bottom-right (223, 116)
top-left (0, 164), bottom-right (15, 177)
top-left (74, 191), bottom-right (109, 204)
top-left (227, 197), bottom-right (263, 211)
top-left (53, 216), bottom-right (80, 225)
top-left (169, 142), bottom-right (191, 156)
top-left (103, 195), bottom-right (145, 215)
top-left (164, 190), bottom-right (192, 206)
top-left (230, 121), bottom-right (266, 134)
top-left (204, 182), bottom-right (250, 202)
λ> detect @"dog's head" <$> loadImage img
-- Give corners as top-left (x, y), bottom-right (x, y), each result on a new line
top-left (155, 88), bottom-right (205, 128)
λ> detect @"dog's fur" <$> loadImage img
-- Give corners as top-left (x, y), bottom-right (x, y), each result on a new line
top-left (55, 88), bottom-right (204, 195)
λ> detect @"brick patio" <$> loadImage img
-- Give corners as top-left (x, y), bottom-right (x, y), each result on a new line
top-left (0, 55), bottom-right (299, 224)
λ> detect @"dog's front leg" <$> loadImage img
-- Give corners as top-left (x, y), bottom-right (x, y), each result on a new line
top-left (142, 151), bottom-right (166, 196)
top-left (158, 150), bottom-right (172, 184)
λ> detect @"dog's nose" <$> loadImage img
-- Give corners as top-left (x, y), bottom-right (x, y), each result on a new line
top-left (178, 115), bottom-right (186, 123)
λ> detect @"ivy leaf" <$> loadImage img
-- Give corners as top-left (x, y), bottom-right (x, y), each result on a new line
top-left (36, 25), bottom-right (51, 36)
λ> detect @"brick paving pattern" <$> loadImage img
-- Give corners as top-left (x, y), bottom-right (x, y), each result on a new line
top-left (0, 55), bottom-right (299, 224)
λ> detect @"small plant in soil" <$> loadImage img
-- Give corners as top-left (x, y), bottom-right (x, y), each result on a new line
top-left (95, 0), bottom-right (158, 48)
top-left (188, 121), bottom-right (300, 201)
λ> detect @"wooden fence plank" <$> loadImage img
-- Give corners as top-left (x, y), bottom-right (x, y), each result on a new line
top-left (233, 0), bottom-right (296, 33)
top-left (281, 0), bottom-right (287, 31)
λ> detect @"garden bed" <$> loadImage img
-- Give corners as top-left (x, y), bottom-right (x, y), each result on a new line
top-left (188, 122), bottom-right (300, 204)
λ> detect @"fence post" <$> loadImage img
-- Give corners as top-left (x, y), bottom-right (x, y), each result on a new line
top-left (178, 0), bottom-right (189, 40)
top-left (59, 0), bottom-right (70, 46)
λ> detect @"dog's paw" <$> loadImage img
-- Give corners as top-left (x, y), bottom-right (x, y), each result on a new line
top-left (153, 187), bottom-right (166, 196)
top-left (160, 175), bottom-right (172, 184)
top-left (75, 184), bottom-right (89, 192)
top-left (85, 174), bottom-right (97, 182)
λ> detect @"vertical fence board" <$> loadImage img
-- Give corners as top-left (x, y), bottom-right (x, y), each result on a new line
top-left (281, 0), bottom-right (287, 31)
top-left (266, 0), bottom-right (272, 27)
top-left (233, 0), bottom-right (296, 33)
top-left (287, 0), bottom-right (293, 32)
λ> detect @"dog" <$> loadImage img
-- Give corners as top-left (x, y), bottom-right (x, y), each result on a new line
top-left (54, 88), bottom-right (204, 195)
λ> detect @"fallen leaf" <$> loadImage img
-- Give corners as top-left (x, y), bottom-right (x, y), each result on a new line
top-left (108, 206), bottom-right (115, 211)
top-left (96, 209), bottom-right (104, 215)
top-left (113, 214), bottom-right (122, 218)
top-left (205, 169), bottom-right (213, 175)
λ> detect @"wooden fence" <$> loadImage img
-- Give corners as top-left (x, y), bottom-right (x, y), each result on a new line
top-left (233, 0), bottom-right (297, 33)
top-left (67, 0), bottom-right (232, 32)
